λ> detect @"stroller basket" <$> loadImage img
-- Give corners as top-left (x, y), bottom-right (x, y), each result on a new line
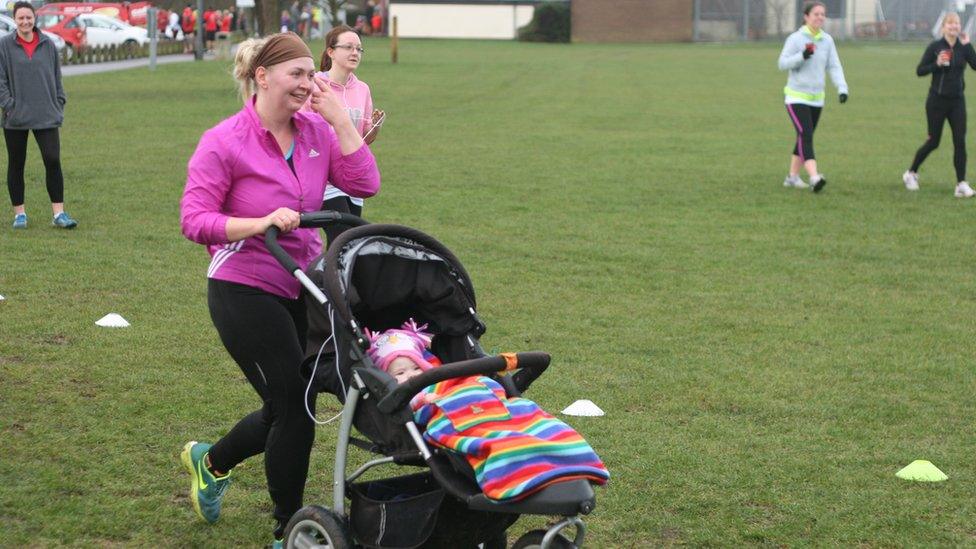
top-left (349, 472), bottom-right (518, 549)
top-left (349, 472), bottom-right (444, 549)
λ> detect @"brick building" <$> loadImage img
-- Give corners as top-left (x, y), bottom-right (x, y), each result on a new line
top-left (572, 0), bottom-right (693, 43)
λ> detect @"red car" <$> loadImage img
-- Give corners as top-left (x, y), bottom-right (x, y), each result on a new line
top-left (37, 2), bottom-right (169, 33)
top-left (35, 11), bottom-right (86, 56)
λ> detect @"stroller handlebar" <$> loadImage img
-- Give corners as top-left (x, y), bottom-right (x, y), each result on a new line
top-left (265, 210), bottom-right (369, 273)
top-left (376, 352), bottom-right (551, 414)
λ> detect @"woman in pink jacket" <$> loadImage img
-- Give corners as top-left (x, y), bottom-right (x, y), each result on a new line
top-left (306, 24), bottom-right (383, 244)
top-left (178, 32), bottom-right (379, 545)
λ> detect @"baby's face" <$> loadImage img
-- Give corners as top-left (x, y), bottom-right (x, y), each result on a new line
top-left (387, 356), bottom-right (424, 384)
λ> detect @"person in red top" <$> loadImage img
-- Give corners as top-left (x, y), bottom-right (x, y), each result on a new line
top-left (370, 12), bottom-right (382, 35)
top-left (0, 1), bottom-right (76, 229)
top-left (181, 4), bottom-right (195, 54)
top-left (203, 7), bottom-right (218, 54)
top-left (220, 9), bottom-right (232, 33)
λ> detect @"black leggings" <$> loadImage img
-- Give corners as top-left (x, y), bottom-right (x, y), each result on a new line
top-left (910, 94), bottom-right (967, 182)
top-left (322, 195), bottom-right (363, 248)
top-left (785, 103), bottom-right (822, 162)
top-left (4, 128), bottom-right (64, 206)
top-left (205, 279), bottom-right (314, 536)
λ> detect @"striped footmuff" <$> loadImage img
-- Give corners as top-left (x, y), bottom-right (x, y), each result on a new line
top-left (411, 375), bottom-right (609, 502)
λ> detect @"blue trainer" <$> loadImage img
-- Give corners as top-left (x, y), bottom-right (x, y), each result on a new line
top-left (12, 213), bottom-right (26, 229)
top-left (52, 212), bottom-right (78, 229)
top-left (269, 539), bottom-right (284, 549)
top-left (180, 441), bottom-right (231, 524)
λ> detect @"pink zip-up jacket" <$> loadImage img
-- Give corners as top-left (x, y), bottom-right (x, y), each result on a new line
top-left (301, 72), bottom-right (373, 204)
top-left (180, 97), bottom-right (380, 299)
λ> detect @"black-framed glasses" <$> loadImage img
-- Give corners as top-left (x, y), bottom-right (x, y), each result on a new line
top-left (334, 44), bottom-right (364, 54)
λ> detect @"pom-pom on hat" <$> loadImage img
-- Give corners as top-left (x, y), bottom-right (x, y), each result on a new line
top-left (366, 319), bottom-right (436, 373)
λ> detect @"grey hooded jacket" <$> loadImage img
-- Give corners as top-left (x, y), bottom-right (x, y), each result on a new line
top-left (0, 29), bottom-right (66, 130)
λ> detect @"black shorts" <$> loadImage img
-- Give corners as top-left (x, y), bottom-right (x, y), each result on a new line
top-left (205, 30), bottom-right (216, 41)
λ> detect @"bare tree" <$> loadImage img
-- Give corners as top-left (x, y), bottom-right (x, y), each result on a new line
top-left (253, 0), bottom-right (278, 36)
top-left (325, 0), bottom-right (349, 27)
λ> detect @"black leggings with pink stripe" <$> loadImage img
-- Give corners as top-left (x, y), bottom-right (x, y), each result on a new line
top-left (785, 103), bottom-right (822, 161)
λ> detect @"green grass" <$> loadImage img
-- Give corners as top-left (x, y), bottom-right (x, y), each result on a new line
top-left (3, 38), bottom-right (976, 546)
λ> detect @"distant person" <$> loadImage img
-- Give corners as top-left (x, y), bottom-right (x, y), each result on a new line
top-left (304, 5), bottom-right (314, 38)
top-left (371, 11), bottom-right (382, 36)
top-left (279, 10), bottom-right (291, 33)
top-left (181, 4), bottom-right (195, 54)
top-left (167, 9), bottom-right (180, 40)
top-left (0, 1), bottom-right (76, 229)
top-left (777, 1), bottom-right (848, 193)
top-left (179, 32), bottom-right (379, 547)
top-left (203, 6), bottom-right (217, 54)
top-left (903, 12), bottom-right (976, 197)
top-left (303, 24), bottom-right (384, 245)
top-left (227, 5), bottom-right (237, 31)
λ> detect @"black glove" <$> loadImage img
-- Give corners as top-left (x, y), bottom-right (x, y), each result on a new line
top-left (839, 93), bottom-right (848, 104)
top-left (802, 43), bottom-right (815, 60)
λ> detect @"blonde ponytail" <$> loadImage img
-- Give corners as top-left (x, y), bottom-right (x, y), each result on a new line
top-left (233, 37), bottom-right (268, 103)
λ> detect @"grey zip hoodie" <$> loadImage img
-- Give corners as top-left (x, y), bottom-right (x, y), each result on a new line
top-left (0, 29), bottom-right (66, 130)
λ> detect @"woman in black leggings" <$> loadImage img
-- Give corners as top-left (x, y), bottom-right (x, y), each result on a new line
top-left (904, 12), bottom-right (976, 197)
top-left (0, 2), bottom-right (76, 229)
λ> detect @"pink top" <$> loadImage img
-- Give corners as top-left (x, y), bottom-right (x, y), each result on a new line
top-left (302, 72), bottom-right (374, 204)
top-left (302, 72), bottom-right (373, 135)
top-left (180, 97), bottom-right (380, 299)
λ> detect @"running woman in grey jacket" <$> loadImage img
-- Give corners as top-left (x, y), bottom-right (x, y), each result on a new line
top-left (778, 1), bottom-right (848, 193)
top-left (902, 12), bottom-right (976, 198)
top-left (0, 1), bottom-right (76, 229)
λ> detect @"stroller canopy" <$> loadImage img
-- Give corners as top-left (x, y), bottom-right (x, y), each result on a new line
top-left (304, 224), bottom-right (486, 397)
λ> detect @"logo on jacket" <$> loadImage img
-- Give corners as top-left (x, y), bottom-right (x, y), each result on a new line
top-left (309, 149), bottom-right (320, 158)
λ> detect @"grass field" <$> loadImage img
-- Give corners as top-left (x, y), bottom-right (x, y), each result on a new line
top-left (3, 38), bottom-right (976, 546)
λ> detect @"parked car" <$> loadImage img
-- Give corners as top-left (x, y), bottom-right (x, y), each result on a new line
top-left (36, 11), bottom-right (86, 55)
top-left (40, 12), bottom-right (147, 51)
top-left (0, 13), bottom-right (69, 55)
top-left (75, 13), bottom-right (149, 48)
top-left (37, 2), bottom-right (168, 33)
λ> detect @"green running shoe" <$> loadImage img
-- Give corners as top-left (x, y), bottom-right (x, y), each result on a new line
top-left (180, 441), bottom-right (231, 523)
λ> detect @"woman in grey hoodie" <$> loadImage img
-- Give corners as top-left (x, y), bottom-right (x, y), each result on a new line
top-left (0, 1), bottom-right (76, 229)
top-left (778, 1), bottom-right (848, 193)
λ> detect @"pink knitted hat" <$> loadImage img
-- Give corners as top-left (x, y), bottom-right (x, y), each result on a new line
top-left (365, 319), bottom-right (436, 373)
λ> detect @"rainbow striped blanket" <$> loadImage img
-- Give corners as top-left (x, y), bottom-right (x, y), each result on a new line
top-left (411, 376), bottom-right (609, 502)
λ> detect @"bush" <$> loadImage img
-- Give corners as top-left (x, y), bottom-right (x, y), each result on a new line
top-left (517, 2), bottom-right (570, 43)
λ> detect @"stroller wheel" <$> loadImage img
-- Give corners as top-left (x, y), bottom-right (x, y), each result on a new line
top-left (283, 505), bottom-right (352, 549)
top-left (512, 529), bottom-right (575, 549)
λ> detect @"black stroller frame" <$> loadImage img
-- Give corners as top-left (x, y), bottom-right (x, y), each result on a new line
top-left (266, 212), bottom-right (599, 549)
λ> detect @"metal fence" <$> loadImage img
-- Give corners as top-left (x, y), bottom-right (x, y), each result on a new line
top-left (692, 0), bottom-right (963, 41)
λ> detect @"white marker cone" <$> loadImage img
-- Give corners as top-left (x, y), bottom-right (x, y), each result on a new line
top-left (95, 313), bottom-right (130, 328)
top-left (562, 399), bottom-right (605, 417)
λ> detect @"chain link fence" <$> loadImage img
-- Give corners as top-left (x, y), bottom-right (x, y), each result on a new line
top-left (692, 0), bottom-right (966, 41)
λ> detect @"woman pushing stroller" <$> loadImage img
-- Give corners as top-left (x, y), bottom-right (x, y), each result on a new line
top-left (178, 32), bottom-right (379, 546)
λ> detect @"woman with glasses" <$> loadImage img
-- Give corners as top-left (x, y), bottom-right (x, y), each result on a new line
top-left (305, 25), bottom-right (384, 245)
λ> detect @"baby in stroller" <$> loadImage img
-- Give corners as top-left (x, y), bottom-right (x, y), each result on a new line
top-left (365, 319), bottom-right (610, 503)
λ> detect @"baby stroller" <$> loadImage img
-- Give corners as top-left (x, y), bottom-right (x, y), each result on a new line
top-left (266, 211), bottom-right (601, 549)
